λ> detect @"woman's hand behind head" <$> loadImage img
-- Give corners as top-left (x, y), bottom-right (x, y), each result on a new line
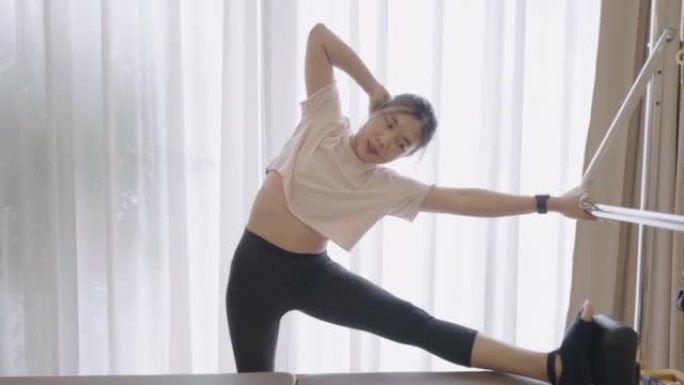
top-left (369, 83), bottom-right (391, 113)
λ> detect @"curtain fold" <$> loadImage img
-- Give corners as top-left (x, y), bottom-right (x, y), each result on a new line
top-left (0, 0), bottom-right (600, 375)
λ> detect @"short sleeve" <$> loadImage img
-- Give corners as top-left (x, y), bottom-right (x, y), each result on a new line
top-left (385, 171), bottom-right (434, 222)
top-left (265, 80), bottom-right (350, 180)
top-left (300, 81), bottom-right (342, 122)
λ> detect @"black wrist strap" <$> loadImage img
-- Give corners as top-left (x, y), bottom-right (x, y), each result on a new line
top-left (535, 194), bottom-right (550, 214)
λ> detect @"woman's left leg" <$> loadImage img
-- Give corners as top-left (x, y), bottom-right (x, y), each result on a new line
top-left (295, 258), bottom-right (478, 367)
top-left (295, 257), bottom-right (594, 384)
top-left (470, 333), bottom-right (554, 382)
top-left (470, 301), bottom-right (595, 384)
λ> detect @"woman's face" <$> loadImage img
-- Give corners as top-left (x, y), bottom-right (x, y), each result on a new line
top-left (351, 112), bottom-right (422, 164)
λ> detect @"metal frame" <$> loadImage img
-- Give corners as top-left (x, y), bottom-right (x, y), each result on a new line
top-left (577, 4), bottom-right (682, 339)
top-left (580, 27), bottom-right (680, 237)
top-left (581, 28), bottom-right (675, 185)
top-left (590, 204), bottom-right (684, 232)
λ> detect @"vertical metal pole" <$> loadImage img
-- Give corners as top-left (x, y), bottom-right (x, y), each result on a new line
top-left (681, 0), bottom-right (684, 42)
top-left (635, 0), bottom-right (651, 348)
top-left (633, 81), bottom-right (651, 346)
top-left (634, 0), bottom-right (665, 354)
top-left (680, 0), bottom-right (684, 84)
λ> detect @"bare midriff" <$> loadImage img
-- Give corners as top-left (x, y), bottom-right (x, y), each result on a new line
top-left (246, 171), bottom-right (329, 254)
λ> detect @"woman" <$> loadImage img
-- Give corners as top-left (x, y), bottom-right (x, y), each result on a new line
top-left (227, 23), bottom-right (596, 385)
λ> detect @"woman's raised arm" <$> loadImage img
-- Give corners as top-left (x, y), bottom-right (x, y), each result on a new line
top-left (305, 23), bottom-right (388, 109)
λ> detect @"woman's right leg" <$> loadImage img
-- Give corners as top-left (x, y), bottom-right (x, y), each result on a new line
top-left (226, 229), bottom-right (330, 372)
top-left (226, 231), bottom-right (291, 372)
top-left (226, 294), bottom-right (282, 372)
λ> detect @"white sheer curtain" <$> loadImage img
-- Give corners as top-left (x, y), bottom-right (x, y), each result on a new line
top-left (0, 0), bottom-right (600, 376)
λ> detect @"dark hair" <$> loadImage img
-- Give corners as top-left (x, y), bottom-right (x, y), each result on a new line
top-left (374, 94), bottom-right (437, 156)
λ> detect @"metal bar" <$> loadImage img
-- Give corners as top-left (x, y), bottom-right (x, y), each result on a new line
top-left (586, 203), bottom-right (684, 232)
top-left (634, 4), bottom-right (663, 341)
top-left (581, 27), bottom-right (676, 186)
top-left (680, 0), bottom-right (684, 84)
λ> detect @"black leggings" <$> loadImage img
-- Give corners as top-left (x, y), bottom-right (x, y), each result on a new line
top-left (226, 229), bottom-right (478, 372)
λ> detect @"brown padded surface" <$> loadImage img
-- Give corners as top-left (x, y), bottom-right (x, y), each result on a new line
top-left (0, 373), bottom-right (296, 385)
top-left (296, 371), bottom-right (545, 385)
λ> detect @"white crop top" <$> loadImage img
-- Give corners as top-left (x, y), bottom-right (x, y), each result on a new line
top-left (266, 82), bottom-right (433, 251)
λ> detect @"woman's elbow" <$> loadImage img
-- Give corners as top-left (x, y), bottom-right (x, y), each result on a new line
top-left (309, 23), bottom-right (328, 41)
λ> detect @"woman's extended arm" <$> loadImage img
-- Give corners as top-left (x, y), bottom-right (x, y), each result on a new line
top-left (420, 185), bottom-right (596, 220)
top-left (305, 23), bottom-right (388, 109)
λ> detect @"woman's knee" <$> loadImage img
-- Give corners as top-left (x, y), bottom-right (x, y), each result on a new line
top-left (384, 300), bottom-right (434, 343)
